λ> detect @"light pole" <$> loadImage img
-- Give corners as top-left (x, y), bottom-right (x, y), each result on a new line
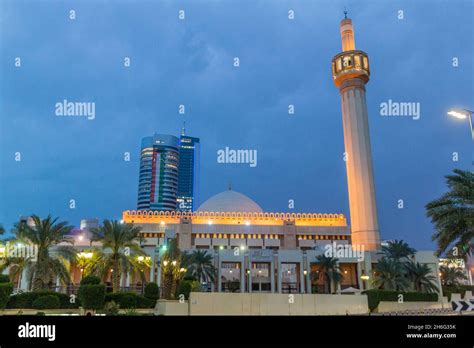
top-left (447, 108), bottom-right (473, 140)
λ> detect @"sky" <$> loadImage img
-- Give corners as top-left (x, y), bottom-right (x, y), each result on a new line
top-left (0, 0), bottom-right (472, 250)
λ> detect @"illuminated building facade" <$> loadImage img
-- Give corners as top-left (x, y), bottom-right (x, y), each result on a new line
top-left (177, 128), bottom-right (200, 212)
top-left (137, 134), bottom-right (180, 211)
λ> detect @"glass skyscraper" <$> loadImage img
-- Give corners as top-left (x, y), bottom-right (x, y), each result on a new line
top-left (137, 134), bottom-right (180, 211)
top-left (177, 129), bottom-right (200, 212)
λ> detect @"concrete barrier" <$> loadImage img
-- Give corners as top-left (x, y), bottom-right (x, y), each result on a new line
top-left (377, 301), bottom-right (445, 313)
top-left (463, 291), bottom-right (473, 300)
top-left (188, 292), bottom-right (368, 315)
top-left (155, 300), bottom-right (189, 315)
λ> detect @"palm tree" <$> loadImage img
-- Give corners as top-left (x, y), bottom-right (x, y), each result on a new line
top-left (379, 240), bottom-right (416, 261)
top-left (160, 238), bottom-right (183, 299)
top-left (0, 253), bottom-right (30, 291)
top-left (0, 224), bottom-right (4, 235)
top-left (184, 250), bottom-right (217, 285)
top-left (426, 169), bottom-right (474, 258)
top-left (439, 265), bottom-right (468, 286)
top-left (89, 220), bottom-right (144, 293)
top-left (311, 255), bottom-right (342, 294)
top-left (18, 215), bottom-right (76, 290)
top-left (372, 258), bottom-right (409, 291)
top-left (405, 260), bottom-right (439, 293)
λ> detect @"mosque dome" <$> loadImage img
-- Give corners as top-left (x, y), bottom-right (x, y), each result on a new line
top-left (197, 189), bottom-right (263, 213)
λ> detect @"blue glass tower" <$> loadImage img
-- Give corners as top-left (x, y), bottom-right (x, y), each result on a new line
top-left (177, 125), bottom-right (200, 211)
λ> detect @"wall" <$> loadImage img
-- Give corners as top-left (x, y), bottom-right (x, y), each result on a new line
top-left (188, 292), bottom-right (368, 315)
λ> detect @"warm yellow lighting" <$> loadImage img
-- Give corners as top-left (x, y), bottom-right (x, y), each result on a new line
top-left (0, 246), bottom-right (5, 254)
top-left (240, 245), bottom-right (245, 250)
top-left (360, 275), bottom-right (369, 280)
top-left (78, 252), bottom-right (93, 259)
top-left (137, 256), bottom-right (144, 261)
top-left (78, 235), bottom-right (84, 241)
top-left (172, 260), bottom-right (177, 266)
top-left (163, 260), bottom-right (169, 266)
top-left (219, 246), bottom-right (224, 250)
top-left (245, 221), bottom-right (250, 226)
top-left (303, 270), bottom-right (308, 275)
top-left (208, 220), bottom-right (213, 225)
top-left (179, 268), bottom-right (186, 272)
top-left (160, 221), bottom-right (165, 225)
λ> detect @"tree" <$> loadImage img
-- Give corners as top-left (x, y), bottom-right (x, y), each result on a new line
top-left (372, 258), bottom-right (409, 291)
top-left (405, 260), bottom-right (439, 293)
top-left (160, 238), bottom-right (184, 299)
top-left (18, 215), bottom-right (76, 290)
top-left (0, 224), bottom-right (4, 235)
top-left (439, 265), bottom-right (468, 286)
top-left (379, 240), bottom-right (416, 261)
top-left (426, 169), bottom-right (474, 258)
top-left (183, 250), bottom-right (217, 285)
top-left (311, 255), bottom-right (342, 294)
top-left (89, 220), bottom-right (144, 293)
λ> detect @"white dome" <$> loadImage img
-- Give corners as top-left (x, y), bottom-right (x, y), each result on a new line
top-left (197, 189), bottom-right (263, 213)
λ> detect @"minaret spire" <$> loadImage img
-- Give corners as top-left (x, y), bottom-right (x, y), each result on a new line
top-left (331, 16), bottom-right (380, 251)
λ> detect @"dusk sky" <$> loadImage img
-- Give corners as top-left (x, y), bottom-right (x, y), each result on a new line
top-left (0, 0), bottom-right (472, 250)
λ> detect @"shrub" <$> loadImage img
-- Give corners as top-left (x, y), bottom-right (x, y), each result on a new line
top-left (32, 295), bottom-right (60, 310)
top-left (0, 274), bottom-right (10, 283)
top-left (103, 301), bottom-right (120, 316)
top-left (78, 284), bottom-right (105, 310)
top-left (363, 289), bottom-right (438, 312)
top-left (7, 291), bottom-right (79, 309)
top-left (105, 292), bottom-right (137, 309)
top-left (104, 292), bottom-right (155, 309)
top-left (443, 285), bottom-right (474, 301)
top-left (176, 280), bottom-right (201, 300)
top-left (226, 280), bottom-right (240, 293)
top-left (80, 275), bottom-right (101, 285)
top-left (144, 283), bottom-right (159, 300)
top-left (0, 283), bottom-right (13, 309)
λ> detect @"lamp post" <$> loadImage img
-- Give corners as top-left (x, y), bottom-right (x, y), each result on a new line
top-left (447, 108), bottom-right (473, 140)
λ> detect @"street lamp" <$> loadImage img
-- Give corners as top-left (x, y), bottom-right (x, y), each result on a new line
top-left (447, 108), bottom-right (473, 139)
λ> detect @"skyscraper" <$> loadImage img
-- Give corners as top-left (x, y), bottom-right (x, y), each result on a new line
top-left (177, 124), bottom-right (200, 211)
top-left (137, 134), bottom-right (179, 211)
top-left (331, 14), bottom-right (381, 251)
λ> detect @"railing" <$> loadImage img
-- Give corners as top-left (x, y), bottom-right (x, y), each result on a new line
top-left (45, 284), bottom-right (145, 295)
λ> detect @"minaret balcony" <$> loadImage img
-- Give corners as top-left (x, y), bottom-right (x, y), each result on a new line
top-left (331, 50), bottom-right (370, 87)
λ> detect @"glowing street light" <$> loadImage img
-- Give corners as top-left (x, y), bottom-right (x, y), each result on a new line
top-left (447, 108), bottom-right (473, 139)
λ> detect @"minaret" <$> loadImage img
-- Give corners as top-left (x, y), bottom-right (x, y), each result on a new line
top-left (331, 14), bottom-right (381, 251)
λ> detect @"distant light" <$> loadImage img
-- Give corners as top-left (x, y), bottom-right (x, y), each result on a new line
top-left (245, 221), bottom-right (250, 226)
top-left (172, 260), bottom-right (177, 266)
top-left (360, 275), bottom-right (369, 280)
top-left (208, 220), bottom-right (213, 225)
top-left (161, 245), bottom-right (167, 251)
top-left (137, 256), bottom-right (144, 261)
top-left (120, 220), bottom-right (124, 224)
top-left (448, 109), bottom-right (469, 119)
top-left (219, 246), bottom-right (224, 250)
top-left (229, 270), bottom-right (233, 274)
top-left (163, 260), bottom-right (169, 266)
top-left (160, 221), bottom-right (165, 225)
top-left (344, 270), bottom-right (348, 274)
top-left (78, 235), bottom-right (84, 241)
top-left (240, 245), bottom-right (246, 251)
top-left (303, 270), bottom-right (308, 275)
top-left (180, 268), bottom-right (186, 272)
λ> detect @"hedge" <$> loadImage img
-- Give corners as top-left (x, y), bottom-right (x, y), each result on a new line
top-left (78, 284), bottom-right (105, 310)
top-left (80, 275), bottom-right (101, 285)
top-left (7, 291), bottom-right (79, 309)
top-left (176, 280), bottom-right (200, 300)
top-left (32, 295), bottom-right (60, 309)
top-left (104, 292), bottom-right (155, 309)
top-left (0, 283), bottom-right (14, 309)
top-left (144, 283), bottom-right (159, 300)
top-left (443, 285), bottom-right (474, 301)
top-left (363, 289), bottom-right (438, 312)
top-left (0, 274), bottom-right (10, 283)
